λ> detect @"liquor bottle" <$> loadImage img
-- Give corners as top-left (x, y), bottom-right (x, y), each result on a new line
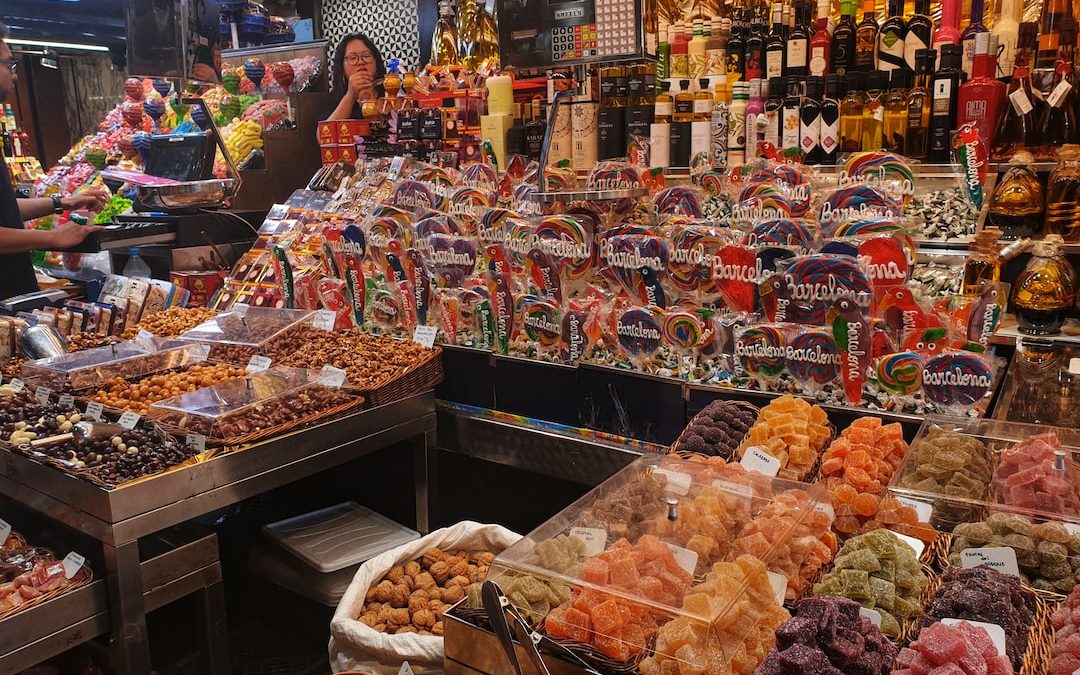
top-left (884, 69), bottom-right (910, 152)
top-left (1045, 144), bottom-right (1080, 239)
top-left (728, 81), bottom-right (750, 166)
top-left (712, 80), bottom-right (731, 168)
top-left (599, 68), bottom-right (628, 159)
top-left (658, 19), bottom-right (672, 82)
top-left (903, 51), bottom-right (933, 158)
top-left (746, 78), bottom-right (765, 158)
top-left (1039, 0), bottom-right (1074, 69)
top-left (431, 0), bottom-right (459, 67)
top-left (476, 6), bottom-right (499, 64)
top-left (801, 76), bottom-right (824, 162)
top-left (840, 71), bottom-right (865, 152)
top-left (1036, 18), bottom-right (1079, 149)
top-left (855, 0), bottom-right (879, 71)
top-left (674, 79), bottom-right (696, 122)
top-left (928, 44), bottom-right (962, 162)
top-left (745, 8), bottom-right (766, 80)
top-left (832, 0), bottom-right (857, 75)
top-left (961, 0), bottom-right (989, 78)
top-left (525, 100), bottom-right (546, 160)
top-left (672, 22), bottom-right (690, 78)
top-left (457, 0), bottom-right (479, 65)
top-left (992, 0), bottom-right (1022, 81)
top-left (692, 81), bottom-right (714, 162)
top-left (821, 74), bottom-right (842, 163)
top-left (994, 23), bottom-right (1042, 159)
top-left (690, 19), bottom-right (709, 79)
top-left (506, 103), bottom-right (527, 157)
top-left (766, 3), bottom-right (787, 79)
top-left (764, 76), bottom-right (785, 148)
top-left (782, 77), bottom-right (804, 151)
top-left (727, 9), bottom-right (746, 82)
top-left (958, 32), bottom-right (1007, 148)
top-left (932, 0), bottom-right (961, 69)
top-left (1010, 234), bottom-right (1077, 335)
top-left (862, 70), bottom-right (887, 150)
top-left (988, 151), bottom-right (1046, 237)
top-left (707, 17), bottom-right (727, 75)
top-left (655, 80), bottom-right (674, 122)
top-left (626, 63), bottom-right (655, 141)
top-left (809, 8), bottom-right (832, 76)
top-left (962, 229), bottom-right (1004, 295)
top-left (905, 0), bottom-right (933, 71)
top-left (878, 0), bottom-right (907, 72)
top-left (787, 0), bottom-right (811, 76)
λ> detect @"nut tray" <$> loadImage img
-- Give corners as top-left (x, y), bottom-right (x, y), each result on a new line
top-left (20, 338), bottom-right (208, 392)
top-left (176, 306), bottom-right (314, 364)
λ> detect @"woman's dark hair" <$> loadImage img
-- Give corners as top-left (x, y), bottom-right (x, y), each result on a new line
top-left (331, 33), bottom-right (386, 98)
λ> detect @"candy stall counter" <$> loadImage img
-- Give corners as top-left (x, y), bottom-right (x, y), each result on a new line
top-left (176, 306), bottom-right (315, 363)
top-left (19, 339), bottom-right (212, 393)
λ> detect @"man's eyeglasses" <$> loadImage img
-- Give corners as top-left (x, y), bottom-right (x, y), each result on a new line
top-left (343, 54), bottom-right (374, 66)
top-left (0, 59), bottom-right (16, 74)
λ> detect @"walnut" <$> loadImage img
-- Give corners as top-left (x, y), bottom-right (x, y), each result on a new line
top-left (442, 584), bottom-right (465, 603)
top-left (373, 623), bottom-right (386, 633)
top-left (448, 575), bottom-right (470, 588)
top-left (385, 565), bottom-right (406, 584)
top-left (428, 599), bottom-right (444, 612)
top-left (365, 587), bottom-right (378, 603)
top-left (404, 561), bottom-right (421, 577)
top-left (409, 594), bottom-right (429, 613)
top-left (414, 572), bottom-right (436, 591)
top-left (427, 587), bottom-right (442, 602)
top-left (359, 612), bottom-right (380, 627)
top-left (402, 574), bottom-right (415, 592)
top-left (390, 584), bottom-right (410, 608)
top-left (412, 608), bottom-right (436, 628)
top-left (429, 561), bottom-right (451, 584)
top-left (377, 606), bottom-right (392, 623)
top-left (374, 580), bottom-right (395, 603)
top-left (396, 625), bottom-right (418, 634)
top-left (469, 569), bottom-right (486, 584)
top-left (366, 602), bottom-right (383, 614)
top-left (433, 621), bottom-right (444, 636)
top-left (466, 564), bottom-right (478, 577)
top-left (418, 630), bottom-right (432, 636)
top-left (475, 552), bottom-right (495, 565)
top-left (422, 547), bottom-right (447, 568)
top-left (387, 608), bottom-right (411, 626)
top-left (432, 602), bottom-right (447, 616)
top-left (447, 557), bottom-right (468, 578)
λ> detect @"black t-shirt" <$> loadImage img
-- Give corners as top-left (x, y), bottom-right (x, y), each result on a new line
top-left (0, 162), bottom-right (39, 299)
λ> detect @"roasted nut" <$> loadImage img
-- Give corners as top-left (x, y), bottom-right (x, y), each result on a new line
top-left (386, 565), bottom-right (406, 584)
top-left (414, 572), bottom-right (436, 591)
top-left (429, 561), bottom-right (451, 584)
top-left (422, 547), bottom-right (447, 569)
top-left (448, 575), bottom-right (470, 588)
top-left (412, 609), bottom-right (436, 628)
top-left (390, 584), bottom-right (410, 608)
top-left (365, 587), bottom-right (378, 603)
top-left (374, 580), bottom-right (395, 604)
top-left (409, 594), bottom-right (429, 613)
top-left (427, 588), bottom-right (443, 602)
top-left (387, 608), bottom-right (410, 626)
top-left (359, 612), bottom-right (379, 627)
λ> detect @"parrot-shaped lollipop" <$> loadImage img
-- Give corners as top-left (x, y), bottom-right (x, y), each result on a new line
top-left (526, 248), bottom-right (563, 305)
top-left (879, 286), bottom-right (931, 350)
top-left (123, 77), bottom-right (144, 102)
top-left (243, 58), bottom-right (266, 94)
top-left (829, 296), bottom-right (872, 406)
top-left (132, 131), bottom-right (153, 165)
top-left (486, 244), bottom-right (516, 355)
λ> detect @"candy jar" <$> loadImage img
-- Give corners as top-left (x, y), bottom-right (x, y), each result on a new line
top-left (1045, 144), bottom-right (1080, 241)
top-left (383, 58), bottom-right (402, 111)
top-left (988, 151), bottom-right (1046, 239)
top-left (1010, 234), bottom-right (1076, 335)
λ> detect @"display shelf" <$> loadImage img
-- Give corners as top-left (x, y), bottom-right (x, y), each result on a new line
top-left (990, 314), bottom-right (1080, 346)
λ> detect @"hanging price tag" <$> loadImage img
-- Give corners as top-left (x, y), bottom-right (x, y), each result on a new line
top-left (1009, 88), bottom-right (1033, 115)
top-left (8, 378), bottom-right (24, 393)
top-left (569, 527), bottom-right (608, 556)
top-left (740, 446), bottom-right (781, 476)
top-left (35, 386), bottom-right (51, 405)
top-left (247, 355), bottom-right (272, 373)
top-left (413, 325), bottom-right (438, 348)
top-left (232, 303), bottom-right (250, 319)
top-left (59, 394), bottom-right (75, 408)
top-left (1048, 80), bottom-right (1074, 108)
top-left (312, 310), bottom-right (336, 331)
top-left (118, 411), bottom-right (141, 430)
top-left (0, 519), bottom-right (10, 546)
top-left (318, 365), bottom-right (348, 388)
top-left (388, 156), bottom-right (406, 181)
top-left (85, 402), bottom-right (104, 422)
top-left (185, 434), bottom-right (207, 453)
top-left (62, 552), bottom-right (86, 580)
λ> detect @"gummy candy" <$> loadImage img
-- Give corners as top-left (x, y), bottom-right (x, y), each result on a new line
top-left (896, 622), bottom-right (1013, 675)
top-left (994, 431), bottom-right (1080, 517)
top-left (950, 514), bottom-right (1080, 594)
top-left (893, 426), bottom-right (994, 528)
top-left (735, 395), bottom-right (831, 481)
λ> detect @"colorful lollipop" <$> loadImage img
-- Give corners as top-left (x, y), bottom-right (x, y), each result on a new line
top-left (521, 300), bottom-right (563, 350)
top-left (243, 58), bottom-right (266, 93)
top-left (653, 186), bottom-right (704, 218)
top-left (842, 151), bottom-right (916, 204)
top-left (152, 80), bottom-right (172, 99)
top-left (221, 69), bottom-right (241, 95)
top-left (190, 103), bottom-right (211, 130)
top-left (786, 329), bottom-right (840, 388)
top-left (271, 61), bottom-right (295, 92)
top-left (876, 351), bottom-right (923, 396)
top-left (122, 101), bottom-right (145, 129)
top-left (736, 324), bottom-right (787, 379)
top-left (829, 297), bottom-right (872, 405)
top-left (143, 98), bottom-right (165, 132)
top-left (132, 132), bottom-right (153, 164)
top-left (616, 308), bottom-right (663, 363)
top-left (220, 95), bottom-right (241, 121)
top-left (123, 77), bottom-right (144, 102)
top-left (533, 215), bottom-right (594, 282)
top-left (785, 254), bottom-right (874, 325)
top-left (117, 135), bottom-right (137, 161)
top-left (921, 351), bottom-right (994, 409)
top-left (662, 311), bottom-right (704, 352)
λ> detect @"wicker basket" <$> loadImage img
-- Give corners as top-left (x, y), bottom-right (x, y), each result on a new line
top-left (667, 400), bottom-right (761, 460)
top-left (932, 531), bottom-right (1080, 601)
top-left (0, 551), bottom-right (93, 621)
top-left (358, 346), bottom-right (444, 407)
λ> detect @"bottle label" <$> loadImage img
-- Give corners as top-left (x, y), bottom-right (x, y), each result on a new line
top-left (1048, 80), bottom-right (1073, 108)
top-left (788, 39), bottom-right (808, 68)
top-left (728, 108), bottom-right (747, 152)
top-left (693, 98), bottom-right (712, 114)
top-left (650, 123), bottom-right (671, 167)
top-left (904, 32), bottom-right (929, 71)
top-left (932, 79), bottom-right (953, 115)
top-left (655, 101), bottom-right (673, 117)
top-left (962, 36), bottom-right (977, 77)
top-left (821, 116), bottom-right (839, 154)
top-left (1009, 88), bottom-right (1033, 115)
top-left (690, 53), bottom-right (709, 80)
top-left (766, 49), bottom-right (784, 78)
top-left (712, 105), bottom-right (729, 169)
top-left (707, 48), bottom-right (726, 76)
top-left (691, 120), bottom-right (712, 157)
top-left (672, 53), bottom-right (690, 78)
top-left (764, 109), bottom-right (780, 147)
top-left (781, 106), bottom-right (801, 148)
top-left (810, 46), bottom-right (827, 75)
top-left (997, 34), bottom-right (1017, 79)
top-left (878, 29), bottom-right (905, 70)
top-left (800, 116), bottom-right (821, 153)
top-left (746, 112), bottom-right (759, 158)
top-left (675, 100), bottom-right (694, 115)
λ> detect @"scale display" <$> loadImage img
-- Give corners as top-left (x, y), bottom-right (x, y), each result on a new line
top-left (496, 0), bottom-right (654, 68)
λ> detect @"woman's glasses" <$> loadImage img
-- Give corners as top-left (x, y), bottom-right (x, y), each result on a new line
top-left (344, 53), bottom-right (374, 66)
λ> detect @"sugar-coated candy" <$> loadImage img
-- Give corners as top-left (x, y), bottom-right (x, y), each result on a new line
top-left (811, 529), bottom-right (928, 637)
top-left (819, 417), bottom-right (908, 498)
top-left (674, 399), bottom-right (758, 459)
top-left (993, 431), bottom-right (1080, 517)
top-left (1051, 585), bottom-right (1080, 674)
top-left (894, 621), bottom-right (1013, 675)
top-left (573, 470), bottom-right (668, 541)
top-left (736, 395), bottom-right (831, 481)
top-left (893, 426), bottom-right (993, 528)
top-left (755, 597), bottom-right (896, 675)
top-left (950, 513), bottom-right (1080, 594)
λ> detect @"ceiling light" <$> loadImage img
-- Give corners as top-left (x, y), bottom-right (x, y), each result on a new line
top-left (5, 38), bottom-right (109, 52)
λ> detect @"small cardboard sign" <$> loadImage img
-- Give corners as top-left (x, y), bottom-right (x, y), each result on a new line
top-left (569, 527), bottom-right (607, 556)
top-left (118, 411), bottom-right (141, 430)
top-left (960, 547), bottom-right (1019, 577)
top-left (413, 325), bottom-right (438, 348)
top-left (740, 446), bottom-right (781, 476)
top-left (62, 552), bottom-right (85, 580)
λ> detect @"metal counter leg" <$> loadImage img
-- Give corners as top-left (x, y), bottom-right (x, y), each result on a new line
top-left (104, 541), bottom-right (152, 673)
top-left (413, 430), bottom-right (438, 535)
top-left (197, 581), bottom-right (230, 674)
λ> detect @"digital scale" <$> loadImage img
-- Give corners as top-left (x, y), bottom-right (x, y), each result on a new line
top-left (495, 0), bottom-right (655, 68)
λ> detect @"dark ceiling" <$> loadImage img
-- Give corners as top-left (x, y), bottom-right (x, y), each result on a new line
top-left (1, 0), bottom-right (126, 50)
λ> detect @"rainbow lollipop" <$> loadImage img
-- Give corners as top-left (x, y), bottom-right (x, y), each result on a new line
top-left (876, 351), bottom-right (923, 396)
top-left (662, 311), bottom-right (704, 352)
top-left (921, 351), bottom-right (993, 409)
top-left (243, 58), bottom-right (266, 93)
top-left (533, 215), bottom-right (594, 282)
top-left (123, 78), bottom-right (145, 102)
top-left (118, 135), bottom-right (137, 161)
top-left (271, 61), bottom-right (295, 92)
top-left (653, 186), bottom-right (704, 218)
top-left (786, 329), bottom-right (839, 389)
top-left (736, 324), bottom-right (787, 379)
top-left (842, 151), bottom-right (916, 204)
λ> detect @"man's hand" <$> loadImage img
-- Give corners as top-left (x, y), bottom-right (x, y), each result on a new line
top-left (48, 221), bottom-right (104, 249)
top-left (62, 188), bottom-right (109, 213)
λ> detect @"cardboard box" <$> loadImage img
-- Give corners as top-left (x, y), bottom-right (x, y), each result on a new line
top-left (170, 271), bottom-right (226, 307)
top-left (338, 144), bottom-right (357, 165)
top-left (321, 144), bottom-right (342, 165)
top-left (317, 121), bottom-right (336, 146)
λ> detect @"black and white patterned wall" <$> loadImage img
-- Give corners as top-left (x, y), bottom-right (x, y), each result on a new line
top-left (321, 0), bottom-right (423, 69)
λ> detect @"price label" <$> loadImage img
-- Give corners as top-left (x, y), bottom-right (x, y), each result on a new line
top-left (232, 303), bottom-right (250, 319)
top-left (62, 552), bottom-right (85, 580)
top-left (185, 434), bottom-right (207, 453)
top-left (118, 411), bottom-right (141, 430)
top-left (312, 310), bottom-right (336, 331)
top-left (318, 365), bottom-right (348, 388)
top-left (888, 530), bottom-right (926, 559)
top-left (85, 402), bottom-right (104, 422)
top-left (34, 386), bottom-right (51, 405)
top-left (666, 543), bottom-right (699, 575)
top-left (859, 606), bottom-right (882, 628)
top-left (569, 527), bottom-right (608, 556)
top-left (895, 495), bottom-right (933, 522)
top-left (0, 518), bottom-right (10, 546)
top-left (1069, 357), bottom-right (1080, 376)
top-left (941, 618), bottom-right (1007, 656)
top-left (740, 446), bottom-right (781, 477)
top-left (136, 329), bottom-right (155, 340)
top-left (767, 571), bottom-right (787, 605)
top-left (59, 394), bottom-right (75, 408)
top-left (1009, 88), bottom-right (1033, 115)
top-left (656, 468), bottom-right (692, 496)
top-left (247, 355), bottom-right (272, 373)
top-left (413, 325), bottom-right (438, 348)
top-left (960, 546), bottom-right (1019, 577)
top-left (1049, 80), bottom-right (1074, 108)
top-left (712, 479), bottom-right (753, 502)
top-left (814, 500), bottom-right (836, 521)
top-left (8, 378), bottom-right (24, 393)
top-left (1063, 522), bottom-right (1080, 536)
top-left (388, 156), bottom-right (406, 181)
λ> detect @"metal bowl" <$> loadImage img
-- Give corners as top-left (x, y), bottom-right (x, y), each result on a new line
top-left (135, 179), bottom-right (238, 211)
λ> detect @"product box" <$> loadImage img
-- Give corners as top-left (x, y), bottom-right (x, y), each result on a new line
top-left (338, 144), bottom-right (357, 165)
top-left (336, 119), bottom-right (367, 144)
top-left (171, 271), bottom-right (226, 308)
top-left (321, 145), bottom-right (342, 165)
top-left (317, 121), bottom-right (336, 146)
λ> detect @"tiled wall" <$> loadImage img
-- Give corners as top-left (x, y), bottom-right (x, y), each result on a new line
top-left (321, 0), bottom-right (422, 69)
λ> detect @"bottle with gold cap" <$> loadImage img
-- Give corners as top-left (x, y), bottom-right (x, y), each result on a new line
top-left (988, 150), bottom-right (1046, 239)
top-left (960, 228), bottom-right (1031, 295)
top-left (1011, 234), bottom-right (1077, 335)
top-left (1045, 144), bottom-right (1080, 240)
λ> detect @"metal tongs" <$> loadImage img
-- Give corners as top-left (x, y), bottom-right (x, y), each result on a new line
top-left (29, 422), bottom-right (126, 448)
top-left (481, 580), bottom-right (601, 675)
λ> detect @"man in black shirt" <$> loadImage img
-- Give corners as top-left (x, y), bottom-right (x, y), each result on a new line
top-left (1, 24), bottom-right (105, 298)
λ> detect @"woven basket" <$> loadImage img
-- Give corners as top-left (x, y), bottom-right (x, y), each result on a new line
top-left (667, 400), bottom-right (761, 461)
top-left (1, 531), bottom-right (26, 551)
top-left (539, 631), bottom-right (653, 674)
top-left (358, 346), bottom-right (444, 407)
top-left (0, 551), bottom-right (93, 621)
top-left (933, 531), bottom-right (1080, 600)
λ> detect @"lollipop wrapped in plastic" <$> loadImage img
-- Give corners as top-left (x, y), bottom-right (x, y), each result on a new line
top-left (243, 58), bottom-right (267, 92)
top-left (152, 80), bottom-right (172, 98)
top-left (875, 351), bottom-right (924, 403)
top-left (143, 97), bottom-right (165, 131)
top-left (600, 233), bottom-right (670, 307)
top-left (735, 323), bottom-right (787, 387)
top-left (662, 310), bottom-right (704, 376)
top-left (653, 185), bottom-right (704, 218)
top-left (615, 306), bottom-right (664, 370)
top-left (841, 151), bottom-right (916, 205)
top-left (220, 94), bottom-right (242, 121)
top-left (118, 135), bottom-right (137, 161)
top-left (221, 69), bottom-right (241, 95)
top-left (123, 77), bottom-right (145, 101)
top-left (586, 161), bottom-right (642, 216)
top-left (921, 349), bottom-right (995, 413)
top-left (132, 131), bottom-right (153, 164)
top-left (122, 101), bottom-right (145, 129)
top-left (271, 61), bottom-right (295, 92)
top-left (517, 298), bottom-right (564, 358)
top-left (786, 327), bottom-right (840, 394)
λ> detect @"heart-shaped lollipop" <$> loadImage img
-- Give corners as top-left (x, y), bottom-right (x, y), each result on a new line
top-left (143, 98), bottom-right (165, 131)
top-left (152, 80), bottom-right (172, 98)
top-left (190, 103), bottom-right (211, 130)
top-left (243, 58), bottom-right (266, 93)
top-left (123, 77), bottom-right (144, 101)
top-left (122, 101), bottom-right (145, 129)
top-left (118, 135), bottom-right (137, 160)
top-left (271, 61), bottom-right (295, 92)
top-left (132, 131), bottom-right (153, 164)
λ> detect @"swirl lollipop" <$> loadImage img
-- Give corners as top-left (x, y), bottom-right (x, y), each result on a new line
top-left (653, 186), bottom-right (704, 218)
top-left (122, 101), bottom-right (145, 129)
top-left (736, 324), bottom-right (787, 380)
top-left (603, 234), bottom-right (670, 306)
top-left (876, 351), bottom-right (923, 396)
top-left (123, 77), bottom-right (145, 102)
top-left (243, 58), bottom-right (267, 93)
top-left (221, 70), bottom-right (241, 95)
top-left (190, 103), bottom-right (211, 130)
top-left (132, 131), bottom-right (153, 165)
top-left (668, 225), bottom-right (728, 294)
top-left (461, 162), bottom-right (499, 192)
top-left (143, 98), bottom-right (165, 133)
top-left (785, 254), bottom-right (873, 325)
top-left (521, 300), bottom-right (563, 351)
top-left (533, 215), bottom-right (594, 282)
top-left (921, 351), bottom-right (994, 410)
top-left (616, 307), bottom-right (663, 366)
top-left (786, 329), bottom-right (839, 391)
top-left (747, 219), bottom-right (815, 249)
top-left (662, 311), bottom-right (704, 352)
top-left (843, 151), bottom-right (916, 204)
top-left (152, 80), bottom-right (172, 99)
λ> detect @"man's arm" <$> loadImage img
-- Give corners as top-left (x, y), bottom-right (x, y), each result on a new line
top-left (17, 188), bottom-right (109, 222)
top-left (15, 198), bottom-right (58, 222)
top-left (0, 221), bottom-right (104, 254)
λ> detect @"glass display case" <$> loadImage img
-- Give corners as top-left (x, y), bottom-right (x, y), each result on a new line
top-left (19, 339), bottom-right (209, 392)
top-left (177, 306), bottom-right (315, 364)
top-left (993, 340), bottom-right (1080, 429)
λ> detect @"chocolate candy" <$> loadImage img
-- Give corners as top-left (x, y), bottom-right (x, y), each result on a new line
top-left (673, 399), bottom-right (756, 458)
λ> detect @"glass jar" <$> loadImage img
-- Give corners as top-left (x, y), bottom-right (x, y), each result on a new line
top-left (1010, 234), bottom-right (1077, 335)
top-left (988, 150), bottom-right (1046, 239)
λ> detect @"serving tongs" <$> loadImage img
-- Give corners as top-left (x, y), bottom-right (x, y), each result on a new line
top-left (481, 580), bottom-right (601, 675)
top-left (28, 422), bottom-right (126, 448)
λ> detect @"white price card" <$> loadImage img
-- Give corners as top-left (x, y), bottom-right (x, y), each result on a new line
top-left (312, 310), bottom-right (336, 331)
top-left (1063, 522), bottom-right (1080, 536)
top-left (666, 543), bottom-right (699, 575)
top-left (8, 378), bottom-right (24, 393)
top-left (888, 530), bottom-right (926, 559)
top-left (413, 325), bottom-right (438, 348)
top-left (318, 365), bottom-right (348, 388)
top-left (960, 546), bottom-right (1019, 577)
top-left (59, 394), bottom-right (75, 408)
top-left (1070, 357), bottom-right (1080, 376)
top-left (34, 386), bottom-right (50, 405)
top-left (189, 343), bottom-right (210, 362)
top-left (712, 479), bottom-right (753, 502)
top-left (62, 552), bottom-right (85, 580)
top-left (247, 355), bottom-right (272, 373)
top-left (859, 607), bottom-right (882, 628)
top-left (118, 411), bottom-right (141, 430)
top-left (185, 434), bottom-right (207, 453)
top-left (232, 303), bottom-right (250, 319)
top-left (740, 446), bottom-right (781, 477)
top-left (569, 527), bottom-right (608, 556)
top-left (767, 571), bottom-right (788, 605)
top-left (137, 329), bottom-right (155, 340)
top-left (656, 468), bottom-right (692, 495)
top-left (895, 496), bottom-right (933, 522)
top-left (941, 618), bottom-right (1007, 656)
top-left (814, 500), bottom-right (836, 521)
top-left (0, 518), bottom-right (10, 546)
top-left (85, 402), bottom-right (104, 422)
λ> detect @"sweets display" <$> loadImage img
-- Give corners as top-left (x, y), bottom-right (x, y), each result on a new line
top-left (735, 395), bottom-right (831, 481)
top-left (20, 339), bottom-right (212, 393)
top-left (119, 307), bottom-right (219, 339)
top-left (891, 425), bottom-right (994, 528)
top-left (0, 539), bottom-right (89, 616)
top-left (478, 533), bottom-right (581, 623)
top-left (948, 514), bottom-right (1080, 595)
top-left (1050, 584), bottom-right (1080, 674)
top-left (819, 417), bottom-right (908, 500)
top-left (811, 529), bottom-right (928, 637)
top-left (757, 597), bottom-right (897, 675)
top-left (89, 363), bottom-right (249, 414)
top-left (671, 400), bottom-right (757, 458)
top-left (993, 432), bottom-right (1080, 517)
top-left (177, 307), bottom-right (315, 364)
top-left (895, 621), bottom-right (1013, 675)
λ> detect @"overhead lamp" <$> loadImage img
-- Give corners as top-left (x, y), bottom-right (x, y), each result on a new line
top-left (5, 38), bottom-right (109, 52)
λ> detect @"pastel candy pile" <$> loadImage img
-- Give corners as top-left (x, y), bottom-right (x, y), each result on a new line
top-left (546, 535), bottom-right (693, 661)
top-left (949, 513), bottom-right (1080, 594)
top-left (893, 426), bottom-right (993, 527)
top-left (993, 431), bottom-right (1080, 517)
top-left (811, 529), bottom-right (928, 637)
top-left (641, 555), bottom-right (789, 675)
top-left (1050, 584), bottom-right (1080, 674)
top-left (573, 471), bottom-right (667, 542)
top-left (734, 490), bottom-right (837, 603)
top-left (674, 399), bottom-right (757, 458)
top-left (498, 533), bottom-right (581, 621)
top-left (918, 566), bottom-right (1037, 670)
top-left (894, 621), bottom-right (1013, 675)
top-left (736, 395), bottom-right (831, 481)
top-left (819, 417), bottom-right (908, 498)
top-left (757, 597), bottom-right (897, 675)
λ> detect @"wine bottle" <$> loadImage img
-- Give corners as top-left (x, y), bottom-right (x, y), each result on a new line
top-left (993, 23), bottom-right (1041, 159)
top-left (932, 0), bottom-right (961, 69)
top-left (854, 0), bottom-right (879, 71)
top-left (745, 8), bottom-right (766, 80)
top-left (809, 5), bottom-right (832, 76)
top-left (992, 0), bottom-right (1022, 81)
top-left (832, 0), bottom-right (858, 75)
top-left (957, 32), bottom-right (1007, 148)
top-left (821, 74), bottom-right (842, 163)
top-left (905, 0), bottom-right (933, 71)
top-left (800, 76), bottom-right (824, 162)
top-left (782, 76), bottom-right (803, 151)
top-left (883, 68), bottom-right (910, 152)
top-left (1039, 0), bottom-right (1074, 69)
top-left (961, 0), bottom-right (989, 78)
top-left (787, 0), bottom-right (811, 76)
top-left (766, 3), bottom-right (787, 79)
top-left (862, 70), bottom-right (887, 150)
top-left (877, 0), bottom-right (906, 73)
top-left (1036, 18), bottom-right (1079, 148)
top-left (905, 49), bottom-right (934, 158)
top-left (929, 44), bottom-right (963, 162)
top-left (764, 76), bottom-right (785, 148)
top-left (840, 71), bottom-right (865, 152)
